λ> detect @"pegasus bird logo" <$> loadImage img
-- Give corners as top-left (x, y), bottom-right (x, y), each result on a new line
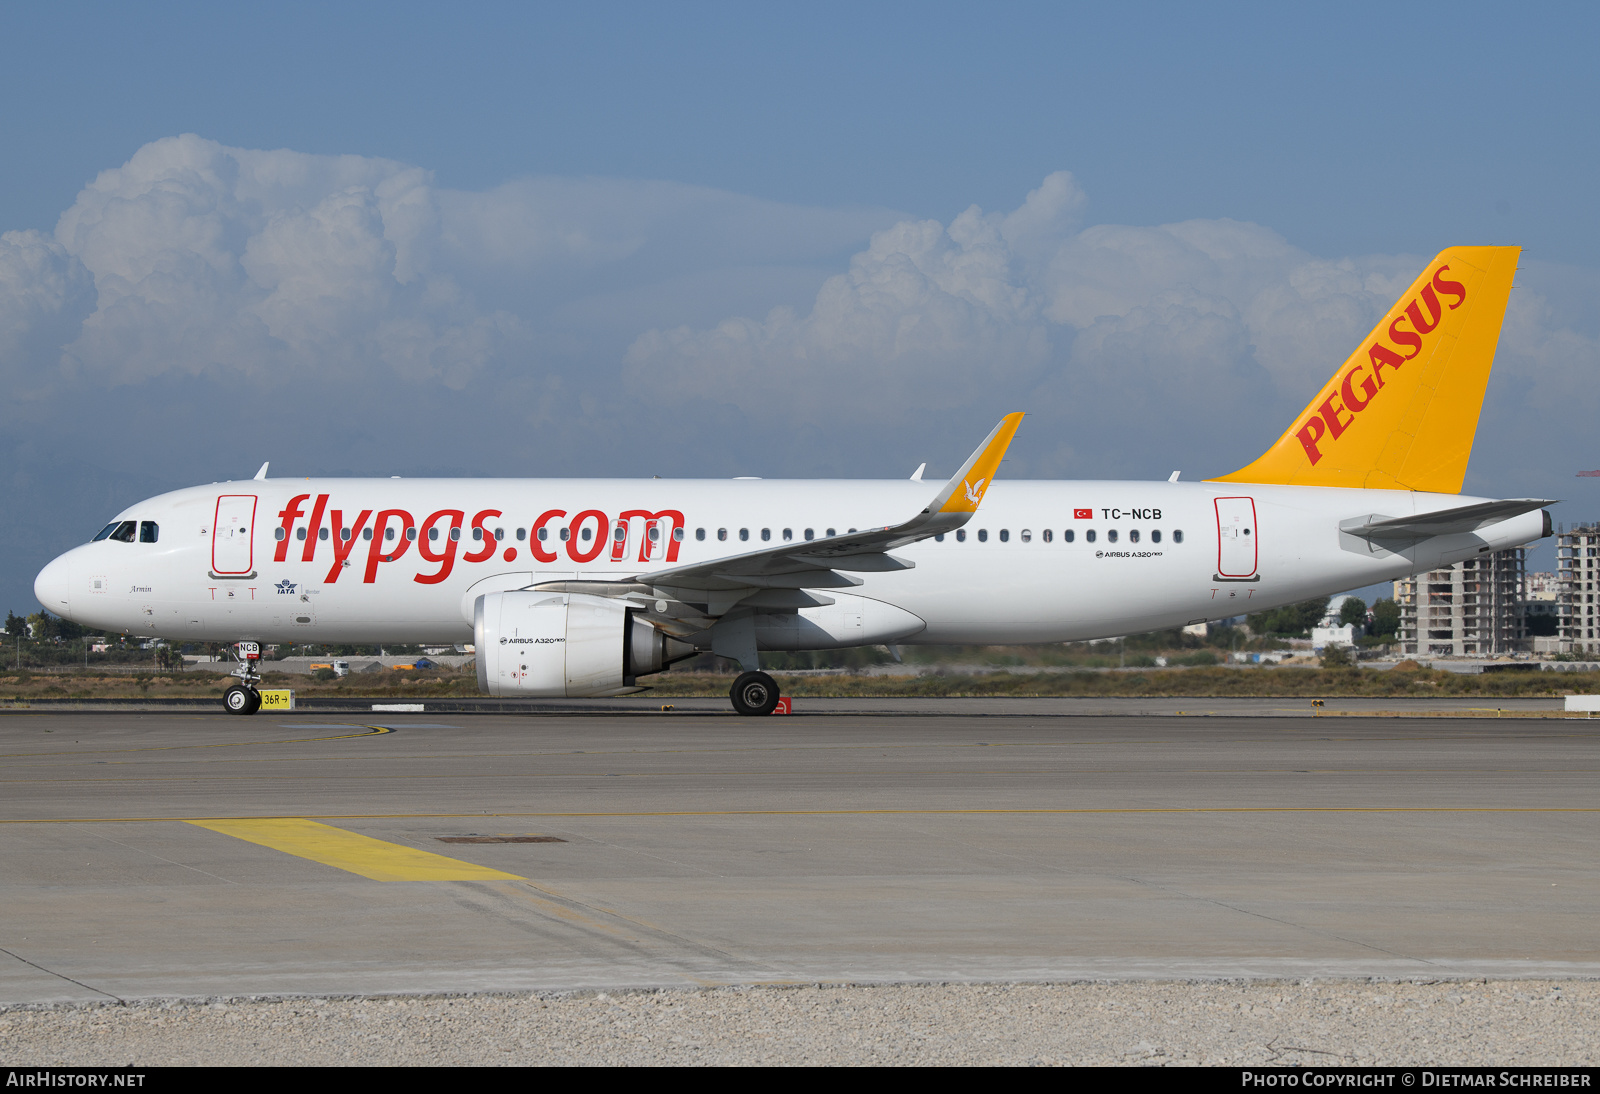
top-left (964, 478), bottom-right (987, 506)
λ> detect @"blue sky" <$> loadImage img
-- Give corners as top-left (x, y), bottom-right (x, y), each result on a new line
top-left (2, 2), bottom-right (1597, 613)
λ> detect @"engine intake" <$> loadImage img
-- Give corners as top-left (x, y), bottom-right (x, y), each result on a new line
top-left (474, 591), bottom-right (692, 696)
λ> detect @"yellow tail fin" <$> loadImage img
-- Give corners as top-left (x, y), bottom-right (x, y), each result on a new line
top-left (1212, 246), bottom-right (1519, 492)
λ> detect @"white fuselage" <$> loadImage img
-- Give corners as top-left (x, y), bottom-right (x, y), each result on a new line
top-left (35, 477), bottom-right (1545, 647)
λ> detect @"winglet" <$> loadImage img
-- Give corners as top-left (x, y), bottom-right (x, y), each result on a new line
top-left (926, 412), bottom-right (1024, 515)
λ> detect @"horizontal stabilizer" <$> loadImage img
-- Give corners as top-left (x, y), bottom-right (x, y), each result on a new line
top-left (1341, 498), bottom-right (1553, 541)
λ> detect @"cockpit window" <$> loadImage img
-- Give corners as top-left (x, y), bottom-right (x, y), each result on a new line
top-left (139, 521), bottom-right (159, 543)
top-left (99, 521), bottom-right (137, 543)
top-left (92, 522), bottom-right (120, 541)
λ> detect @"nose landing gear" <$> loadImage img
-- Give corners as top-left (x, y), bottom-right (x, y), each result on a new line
top-left (223, 683), bottom-right (261, 714)
top-left (222, 641), bottom-right (263, 715)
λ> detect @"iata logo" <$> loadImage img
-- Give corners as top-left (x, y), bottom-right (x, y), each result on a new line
top-left (1295, 265), bottom-right (1468, 465)
top-left (275, 580), bottom-right (297, 594)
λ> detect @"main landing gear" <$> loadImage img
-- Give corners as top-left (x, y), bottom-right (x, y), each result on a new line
top-left (222, 641), bottom-right (263, 715)
top-left (729, 670), bottom-right (781, 716)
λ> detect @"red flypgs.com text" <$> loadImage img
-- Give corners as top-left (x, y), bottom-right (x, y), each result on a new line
top-left (1295, 265), bottom-right (1468, 465)
top-left (272, 497), bottom-right (686, 584)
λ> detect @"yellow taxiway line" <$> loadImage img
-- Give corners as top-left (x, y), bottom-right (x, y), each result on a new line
top-left (184, 817), bottom-right (523, 882)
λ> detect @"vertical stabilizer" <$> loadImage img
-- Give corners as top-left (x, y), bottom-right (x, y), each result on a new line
top-left (1213, 246), bottom-right (1519, 493)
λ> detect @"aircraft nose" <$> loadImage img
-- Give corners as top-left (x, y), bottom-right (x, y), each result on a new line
top-left (34, 554), bottom-right (73, 618)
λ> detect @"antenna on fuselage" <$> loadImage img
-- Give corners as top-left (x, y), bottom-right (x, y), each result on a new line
top-left (254, 462), bottom-right (270, 481)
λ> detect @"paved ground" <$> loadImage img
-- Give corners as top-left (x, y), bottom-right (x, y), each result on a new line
top-left (1, 694), bottom-right (1578, 715)
top-left (7, 981), bottom-right (1597, 1066)
top-left (2, 705), bottom-right (1596, 1005)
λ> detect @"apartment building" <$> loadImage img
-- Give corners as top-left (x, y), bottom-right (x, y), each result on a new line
top-left (1556, 523), bottom-right (1600, 653)
top-left (1393, 547), bottom-right (1527, 656)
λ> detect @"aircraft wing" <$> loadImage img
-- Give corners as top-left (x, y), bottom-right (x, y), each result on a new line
top-left (1342, 498), bottom-right (1554, 541)
top-left (623, 413), bottom-right (1023, 608)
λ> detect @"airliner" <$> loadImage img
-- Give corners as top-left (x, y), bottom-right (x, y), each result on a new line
top-left (34, 246), bottom-right (1550, 715)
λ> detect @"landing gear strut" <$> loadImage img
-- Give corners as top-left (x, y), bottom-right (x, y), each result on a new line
top-left (729, 670), bottom-right (781, 716)
top-left (222, 641), bottom-right (263, 715)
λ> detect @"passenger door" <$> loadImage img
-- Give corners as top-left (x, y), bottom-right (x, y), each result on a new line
top-left (212, 495), bottom-right (258, 575)
top-left (1214, 497), bottom-right (1258, 579)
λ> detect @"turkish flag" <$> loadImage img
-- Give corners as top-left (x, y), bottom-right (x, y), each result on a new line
top-left (1074, 508), bottom-right (1092, 519)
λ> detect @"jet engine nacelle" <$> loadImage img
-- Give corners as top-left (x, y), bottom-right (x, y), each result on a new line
top-left (474, 591), bottom-right (692, 697)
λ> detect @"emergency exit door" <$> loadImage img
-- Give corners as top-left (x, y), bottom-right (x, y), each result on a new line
top-left (1214, 497), bottom-right (1258, 579)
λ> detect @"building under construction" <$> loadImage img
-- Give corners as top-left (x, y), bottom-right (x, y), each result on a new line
top-left (1393, 548), bottom-right (1527, 657)
top-left (1556, 522), bottom-right (1600, 654)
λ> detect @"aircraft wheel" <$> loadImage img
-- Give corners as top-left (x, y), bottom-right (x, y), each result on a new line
top-left (729, 671), bottom-right (781, 716)
top-left (223, 685), bottom-right (258, 715)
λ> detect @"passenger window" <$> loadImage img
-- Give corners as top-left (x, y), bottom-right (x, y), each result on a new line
top-left (580, 527), bottom-right (592, 541)
top-left (429, 528), bottom-right (439, 541)
top-left (1130, 529), bottom-right (1140, 543)
top-left (494, 528), bottom-right (505, 541)
top-left (450, 528), bottom-right (460, 541)
top-left (516, 528), bottom-right (526, 541)
top-left (935, 533), bottom-right (945, 542)
top-left (1043, 529), bottom-right (1052, 543)
top-left (614, 527), bottom-right (626, 542)
top-left (762, 529), bottom-right (771, 541)
top-left (297, 527), bottom-right (308, 541)
top-left (321, 528), bottom-right (331, 541)
top-left (956, 529), bottom-right (966, 542)
top-left (1151, 530), bottom-right (1161, 543)
top-left (978, 529), bottom-right (988, 542)
top-left (826, 528), bottom-right (836, 537)
top-left (648, 526), bottom-right (660, 541)
top-left (472, 528), bottom-right (483, 541)
top-left (1086, 529), bottom-right (1096, 543)
top-left (782, 528), bottom-right (792, 541)
top-left (406, 527), bottom-right (417, 541)
top-left (559, 528), bottom-right (570, 541)
top-left (999, 529), bottom-right (1010, 542)
top-left (804, 529), bottom-right (814, 541)
top-left (740, 529), bottom-right (749, 541)
top-left (1020, 529), bottom-right (1031, 542)
top-left (673, 528), bottom-right (685, 541)
top-left (696, 528), bottom-right (706, 541)
top-left (385, 527), bottom-right (396, 541)
top-left (536, 527), bottom-right (547, 541)
top-left (1174, 530), bottom-right (1184, 544)
top-left (1108, 530), bottom-right (1118, 543)
top-left (340, 528), bottom-right (352, 541)
top-left (363, 528), bottom-right (373, 541)
top-left (274, 527), bottom-right (286, 541)
top-left (718, 528), bottom-right (727, 541)
top-left (1064, 529), bottom-right (1074, 543)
